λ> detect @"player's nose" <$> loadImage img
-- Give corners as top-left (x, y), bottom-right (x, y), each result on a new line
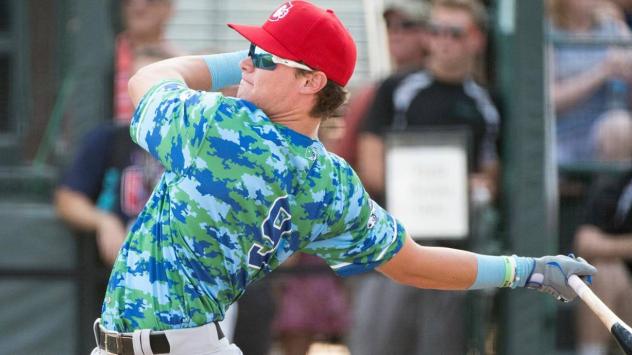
top-left (240, 57), bottom-right (254, 74)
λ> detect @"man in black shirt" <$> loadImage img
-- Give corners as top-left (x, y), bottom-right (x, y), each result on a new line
top-left (349, 1), bottom-right (499, 354)
top-left (357, 0), bottom-right (498, 204)
top-left (574, 172), bottom-right (632, 355)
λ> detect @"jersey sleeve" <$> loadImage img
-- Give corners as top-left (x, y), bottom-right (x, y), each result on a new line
top-left (301, 162), bottom-right (406, 276)
top-left (130, 80), bottom-right (224, 174)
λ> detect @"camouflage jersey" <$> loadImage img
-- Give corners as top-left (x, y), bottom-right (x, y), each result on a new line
top-left (101, 81), bottom-right (406, 332)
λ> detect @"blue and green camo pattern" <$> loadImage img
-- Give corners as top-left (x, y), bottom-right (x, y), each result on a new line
top-left (100, 81), bottom-right (405, 332)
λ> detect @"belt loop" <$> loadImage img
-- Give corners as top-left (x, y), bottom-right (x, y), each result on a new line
top-left (214, 321), bottom-right (225, 340)
top-left (132, 329), bottom-right (154, 355)
top-left (93, 318), bottom-right (101, 349)
top-left (116, 336), bottom-right (123, 354)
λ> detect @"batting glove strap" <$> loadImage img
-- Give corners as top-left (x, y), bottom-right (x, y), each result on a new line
top-left (525, 255), bottom-right (597, 302)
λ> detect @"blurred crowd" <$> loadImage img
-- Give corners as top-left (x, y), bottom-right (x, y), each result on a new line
top-left (50, 0), bottom-right (632, 354)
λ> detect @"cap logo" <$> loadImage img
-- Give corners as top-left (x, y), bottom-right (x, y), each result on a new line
top-left (269, 1), bottom-right (293, 22)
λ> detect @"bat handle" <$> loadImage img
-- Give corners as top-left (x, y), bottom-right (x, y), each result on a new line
top-left (568, 274), bottom-right (622, 330)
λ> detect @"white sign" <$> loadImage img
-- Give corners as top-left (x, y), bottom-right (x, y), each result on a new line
top-left (386, 145), bottom-right (469, 239)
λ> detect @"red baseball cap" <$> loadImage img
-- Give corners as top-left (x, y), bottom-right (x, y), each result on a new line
top-left (228, 1), bottom-right (357, 86)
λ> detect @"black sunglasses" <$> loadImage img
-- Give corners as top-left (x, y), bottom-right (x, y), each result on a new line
top-left (248, 44), bottom-right (313, 71)
top-left (248, 44), bottom-right (277, 70)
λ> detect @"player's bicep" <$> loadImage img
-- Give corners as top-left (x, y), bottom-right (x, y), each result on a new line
top-left (131, 81), bottom-right (221, 174)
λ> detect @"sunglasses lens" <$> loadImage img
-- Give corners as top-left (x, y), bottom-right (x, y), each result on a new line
top-left (429, 24), bottom-right (465, 39)
top-left (248, 44), bottom-right (277, 70)
top-left (254, 54), bottom-right (276, 69)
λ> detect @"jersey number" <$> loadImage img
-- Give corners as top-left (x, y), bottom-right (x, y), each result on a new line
top-left (248, 196), bottom-right (292, 269)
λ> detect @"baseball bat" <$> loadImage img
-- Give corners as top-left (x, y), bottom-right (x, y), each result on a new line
top-left (568, 274), bottom-right (632, 355)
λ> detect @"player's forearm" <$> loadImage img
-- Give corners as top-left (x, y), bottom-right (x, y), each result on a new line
top-left (128, 51), bottom-right (248, 108)
top-left (54, 187), bottom-right (108, 232)
top-left (378, 236), bottom-right (478, 290)
top-left (405, 246), bottom-right (478, 290)
top-left (378, 235), bottom-right (539, 291)
top-left (128, 56), bottom-right (211, 107)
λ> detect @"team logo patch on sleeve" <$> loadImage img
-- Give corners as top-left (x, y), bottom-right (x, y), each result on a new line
top-left (367, 200), bottom-right (377, 229)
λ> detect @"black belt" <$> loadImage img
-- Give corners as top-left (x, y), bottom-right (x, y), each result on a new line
top-left (96, 322), bottom-right (224, 355)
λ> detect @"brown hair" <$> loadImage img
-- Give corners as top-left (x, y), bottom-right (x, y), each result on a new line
top-left (431, 0), bottom-right (489, 31)
top-left (296, 70), bottom-right (349, 119)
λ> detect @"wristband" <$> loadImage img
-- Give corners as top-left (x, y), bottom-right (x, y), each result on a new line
top-left (203, 50), bottom-right (248, 91)
top-left (501, 256), bottom-right (515, 288)
top-left (469, 254), bottom-right (507, 290)
top-left (470, 254), bottom-right (529, 290)
top-left (511, 255), bottom-right (535, 288)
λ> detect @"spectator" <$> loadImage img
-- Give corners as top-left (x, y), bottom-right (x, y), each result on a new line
top-left (114, 0), bottom-right (182, 123)
top-left (332, 0), bottom-right (429, 167)
top-left (358, 0), bottom-right (498, 205)
top-left (54, 121), bottom-right (163, 265)
top-left (384, 0), bottom-right (430, 72)
top-left (574, 169), bottom-right (632, 355)
top-left (55, 0), bottom-right (181, 267)
top-left (349, 0), bottom-right (499, 354)
top-left (548, 0), bottom-right (632, 164)
top-left (573, 88), bottom-right (632, 355)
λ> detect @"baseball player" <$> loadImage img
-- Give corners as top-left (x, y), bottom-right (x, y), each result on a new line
top-left (92, 2), bottom-right (596, 354)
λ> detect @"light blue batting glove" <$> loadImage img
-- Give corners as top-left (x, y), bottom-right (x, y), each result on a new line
top-left (525, 254), bottom-right (597, 302)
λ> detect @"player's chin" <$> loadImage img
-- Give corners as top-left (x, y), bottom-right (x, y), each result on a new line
top-left (236, 84), bottom-right (250, 100)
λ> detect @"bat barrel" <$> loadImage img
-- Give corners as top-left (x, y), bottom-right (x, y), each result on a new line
top-left (612, 323), bottom-right (632, 355)
top-left (569, 274), bottom-right (632, 355)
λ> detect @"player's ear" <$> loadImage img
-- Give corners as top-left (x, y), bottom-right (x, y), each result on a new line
top-left (299, 71), bottom-right (327, 94)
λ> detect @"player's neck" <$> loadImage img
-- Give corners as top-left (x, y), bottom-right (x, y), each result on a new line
top-left (270, 113), bottom-right (320, 140)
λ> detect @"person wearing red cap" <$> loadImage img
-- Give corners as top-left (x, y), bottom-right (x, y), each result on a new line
top-left (91, 2), bottom-right (595, 354)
